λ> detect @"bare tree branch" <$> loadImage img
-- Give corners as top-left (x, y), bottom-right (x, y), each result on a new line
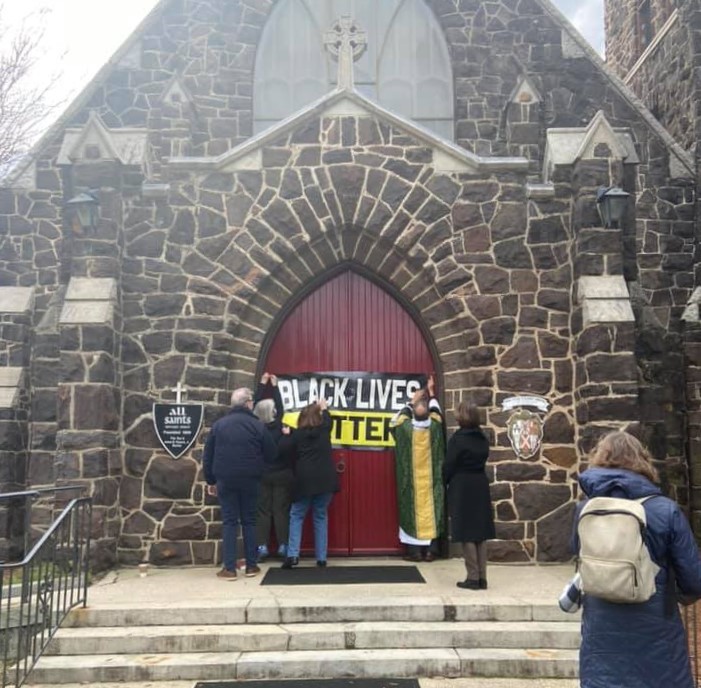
top-left (0, 4), bottom-right (61, 172)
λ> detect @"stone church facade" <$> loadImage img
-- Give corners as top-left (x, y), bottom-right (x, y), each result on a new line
top-left (0, 0), bottom-right (698, 569)
top-left (604, 0), bottom-right (701, 537)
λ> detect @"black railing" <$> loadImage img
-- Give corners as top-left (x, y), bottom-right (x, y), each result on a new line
top-left (0, 488), bottom-right (91, 688)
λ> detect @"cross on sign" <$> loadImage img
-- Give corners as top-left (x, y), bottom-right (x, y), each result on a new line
top-left (324, 16), bottom-right (368, 90)
top-left (171, 382), bottom-right (186, 404)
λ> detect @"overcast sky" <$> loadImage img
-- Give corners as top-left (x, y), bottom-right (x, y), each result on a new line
top-left (4, 0), bottom-right (605, 133)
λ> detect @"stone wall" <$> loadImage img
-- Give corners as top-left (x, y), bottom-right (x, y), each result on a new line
top-left (623, 9), bottom-right (697, 153)
top-left (684, 309), bottom-right (701, 533)
top-left (0, 0), bottom-right (697, 566)
top-left (0, 290), bottom-right (32, 559)
top-left (113, 109), bottom-right (583, 564)
top-left (605, 0), bottom-right (679, 80)
top-left (604, 0), bottom-right (641, 78)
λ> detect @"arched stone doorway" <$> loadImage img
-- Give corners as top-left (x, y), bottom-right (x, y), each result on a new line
top-left (261, 266), bottom-right (438, 555)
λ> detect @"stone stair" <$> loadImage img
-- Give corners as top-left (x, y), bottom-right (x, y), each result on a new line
top-left (26, 596), bottom-right (580, 685)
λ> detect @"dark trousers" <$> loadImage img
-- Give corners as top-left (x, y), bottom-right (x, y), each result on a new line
top-left (217, 479), bottom-right (259, 570)
top-left (256, 469), bottom-right (293, 547)
top-left (462, 540), bottom-right (488, 581)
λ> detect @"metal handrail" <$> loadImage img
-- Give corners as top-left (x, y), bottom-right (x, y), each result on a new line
top-left (0, 494), bottom-right (91, 688)
top-left (0, 486), bottom-right (87, 563)
top-left (3, 499), bottom-right (90, 570)
top-left (0, 486), bottom-right (86, 503)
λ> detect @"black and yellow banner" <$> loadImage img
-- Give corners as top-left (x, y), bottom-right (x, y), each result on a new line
top-left (278, 373), bottom-right (426, 449)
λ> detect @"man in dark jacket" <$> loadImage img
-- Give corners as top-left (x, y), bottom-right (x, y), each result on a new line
top-left (203, 387), bottom-right (276, 580)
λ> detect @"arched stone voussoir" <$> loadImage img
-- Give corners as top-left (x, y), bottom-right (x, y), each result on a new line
top-left (230, 221), bottom-right (464, 371)
top-left (327, 164), bottom-right (369, 226)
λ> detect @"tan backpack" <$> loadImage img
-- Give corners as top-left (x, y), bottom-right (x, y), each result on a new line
top-left (577, 496), bottom-right (660, 604)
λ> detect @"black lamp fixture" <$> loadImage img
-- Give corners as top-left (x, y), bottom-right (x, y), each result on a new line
top-left (596, 186), bottom-right (630, 229)
top-left (65, 191), bottom-right (99, 234)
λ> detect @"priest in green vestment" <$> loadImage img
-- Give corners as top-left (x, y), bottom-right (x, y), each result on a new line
top-left (390, 375), bottom-right (445, 561)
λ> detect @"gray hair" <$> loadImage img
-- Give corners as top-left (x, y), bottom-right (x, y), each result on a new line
top-left (254, 398), bottom-right (276, 424)
top-left (231, 387), bottom-right (253, 408)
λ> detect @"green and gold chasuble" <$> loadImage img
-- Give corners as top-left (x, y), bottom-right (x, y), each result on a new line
top-left (391, 405), bottom-right (445, 542)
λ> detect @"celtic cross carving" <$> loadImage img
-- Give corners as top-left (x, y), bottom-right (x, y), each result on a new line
top-left (324, 16), bottom-right (368, 89)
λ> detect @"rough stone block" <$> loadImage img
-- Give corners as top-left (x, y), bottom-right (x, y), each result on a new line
top-left (65, 278), bottom-right (117, 301)
top-left (0, 287), bottom-right (33, 313)
top-left (577, 275), bottom-right (629, 302)
top-left (60, 302), bottom-right (113, 325)
top-left (582, 300), bottom-right (634, 327)
top-left (145, 457), bottom-right (197, 500)
top-left (74, 385), bottom-right (120, 431)
top-left (0, 388), bottom-right (18, 409)
top-left (0, 367), bottom-right (23, 388)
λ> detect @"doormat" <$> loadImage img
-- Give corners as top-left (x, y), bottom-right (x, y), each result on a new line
top-left (196, 681), bottom-right (420, 688)
top-left (260, 565), bottom-right (425, 586)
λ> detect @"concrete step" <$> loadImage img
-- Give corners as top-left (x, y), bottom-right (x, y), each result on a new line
top-left (28, 647), bottom-right (580, 684)
top-left (46, 621), bottom-right (581, 655)
top-left (64, 597), bottom-right (573, 627)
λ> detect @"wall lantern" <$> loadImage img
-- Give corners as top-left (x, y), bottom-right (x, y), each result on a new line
top-left (596, 186), bottom-right (630, 229)
top-left (65, 191), bottom-right (99, 234)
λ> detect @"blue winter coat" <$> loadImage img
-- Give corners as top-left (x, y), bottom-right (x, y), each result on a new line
top-left (203, 407), bottom-right (276, 485)
top-left (574, 467), bottom-right (701, 688)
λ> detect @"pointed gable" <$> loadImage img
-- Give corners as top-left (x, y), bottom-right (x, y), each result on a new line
top-left (161, 74), bottom-right (195, 108)
top-left (57, 112), bottom-right (148, 167)
top-left (543, 111), bottom-right (640, 181)
top-left (509, 76), bottom-right (542, 105)
top-left (169, 88), bottom-right (529, 176)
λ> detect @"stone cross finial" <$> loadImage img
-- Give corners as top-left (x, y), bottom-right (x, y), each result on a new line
top-left (324, 16), bottom-right (367, 90)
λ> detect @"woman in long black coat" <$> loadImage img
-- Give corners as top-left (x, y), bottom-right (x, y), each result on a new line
top-left (443, 400), bottom-right (495, 590)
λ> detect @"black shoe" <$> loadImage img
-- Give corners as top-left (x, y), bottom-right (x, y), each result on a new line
top-left (402, 554), bottom-right (422, 562)
top-left (281, 557), bottom-right (299, 569)
top-left (316, 560), bottom-right (327, 567)
top-left (457, 579), bottom-right (480, 590)
top-left (479, 578), bottom-right (488, 590)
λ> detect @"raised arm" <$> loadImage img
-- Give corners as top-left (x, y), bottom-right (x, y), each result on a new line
top-left (270, 375), bottom-right (284, 419)
top-left (427, 375), bottom-right (443, 423)
top-left (253, 372), bottom-right (271, 404)
top-left (318, 399), bottom-right (333, 431)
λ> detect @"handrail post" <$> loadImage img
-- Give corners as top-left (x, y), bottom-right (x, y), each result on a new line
top-left (20, 495), bottom-right (33, 606)
top-left (83, 501), bottom-right (92, 608)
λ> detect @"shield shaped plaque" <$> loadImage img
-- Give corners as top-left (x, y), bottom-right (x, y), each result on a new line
top-left (506, 408), bottom-right (544, 460)
top-left (153, 403), bottom-right (204, 459)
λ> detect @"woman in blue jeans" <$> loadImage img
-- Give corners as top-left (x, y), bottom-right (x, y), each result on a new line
top-left (282, 398), bottom-right (339, 568)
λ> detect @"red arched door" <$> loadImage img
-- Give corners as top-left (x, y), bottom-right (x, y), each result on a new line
top-left (264, 270), bottom-right (436, 555)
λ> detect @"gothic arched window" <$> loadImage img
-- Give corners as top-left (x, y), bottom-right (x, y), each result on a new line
top-left (253, 0), bottom-right (454, 140)
top-left (253, 0), bottom-right (329, 134)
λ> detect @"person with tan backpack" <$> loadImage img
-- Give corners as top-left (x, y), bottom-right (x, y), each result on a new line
top-left (572, 431), bottom-right (701, 687)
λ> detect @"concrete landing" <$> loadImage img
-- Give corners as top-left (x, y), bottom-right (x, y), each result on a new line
top-left (86, 558), bottom-right (574, 605)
